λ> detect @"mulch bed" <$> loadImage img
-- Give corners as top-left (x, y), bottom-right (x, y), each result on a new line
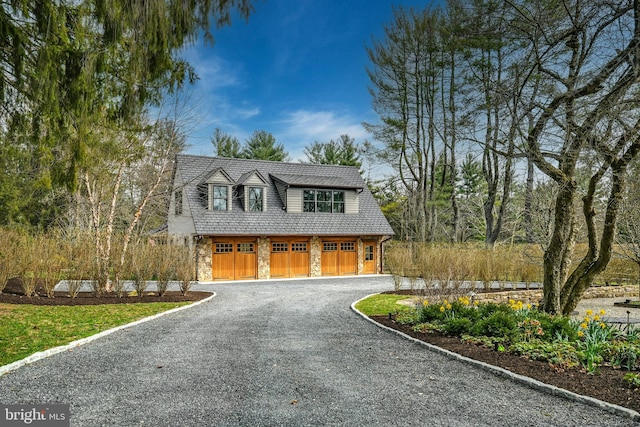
top-left (0, 278), bottom-right (212, 306)
top-left (371, 315), bottom-right (640, 413)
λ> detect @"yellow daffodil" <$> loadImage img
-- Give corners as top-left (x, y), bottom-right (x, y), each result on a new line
top-left (423, 300), bottom-right (429, 306)
top-left (599, 309), bottom-right (606, 316)
top-left (439, 306), bottom-right (445, 313)
top-left (577, 331), bottom-right (584, 338)
top-left (593, 315), bottom-right (600, 321)
top-left (599, 322), bottom-right (606, 329)
top-left (585, 309), bottom-right (593, 316)
top-left (446, 303), bottom-right (452, 310)
top-left (580, 322), bottom-right (588, 329)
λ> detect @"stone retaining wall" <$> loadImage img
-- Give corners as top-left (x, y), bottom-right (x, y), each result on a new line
top-left (474, 285), bottom-right (639, 305)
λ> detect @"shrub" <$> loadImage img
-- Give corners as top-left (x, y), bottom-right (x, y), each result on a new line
top-left (471, 311), bottom-right (519, 340)
top-left (420, 303), bottom-right (446, 323)
top-left (442, 317), bottom-right (473, 336)
top-left (536, 315), bottom-right (579, 342)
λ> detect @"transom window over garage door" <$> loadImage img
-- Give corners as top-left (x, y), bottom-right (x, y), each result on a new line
top-left (341, 242), bottom-right (355, 251)
top-left (237, 242), bottom-right (255, 252)
top-left (215, 243), bottom-right (233, 253)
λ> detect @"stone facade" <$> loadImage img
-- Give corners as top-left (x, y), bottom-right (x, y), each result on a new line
top-left (357, 239), bottom-right (364, 275)
top-left (194, 234), bottom-right (388, 281)
top-left (310, 236), bottom-right (322, 277)
top-left (257, 237), bottom-right (270, 279)
top-left (196, 236), bottom-right (213, 282)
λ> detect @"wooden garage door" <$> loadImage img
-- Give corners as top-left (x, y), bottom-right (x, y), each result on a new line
top-left (212, 238), bottom-right (257, 280)
top-left (321, 239), bottom-right (357, 276)
top-left (270, 239), bottom-right (310, 278)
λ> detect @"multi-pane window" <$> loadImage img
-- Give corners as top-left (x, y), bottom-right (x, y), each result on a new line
top-left (303, 190), bottom-right (315, 212)
top-left (237, 243), bottom-right (255, 253)
top-left (272, 242), bottom-right (288, 252)
top-left (213, 185), bottom-right (228, 211)
top-left (249, 187), bottom-right (263, 211)
top-left (303, 190), bottom-right (345, 213)
top-left (215, 243), bottom-right (233, 253)
top-left (292, 242), bottom-right (307, 252)
top-left (365, 245), bottom-right (374, 261)
top-left (174, 190), bottom-right (183, 215)
top-left (323, 242), bottom-right (337, 251)
top-left (333, 191), bottom-right (345, 213)
top-left (341, 242), bottom-right (355, 251)
top-left (317, 190), bottom-right (332, 212)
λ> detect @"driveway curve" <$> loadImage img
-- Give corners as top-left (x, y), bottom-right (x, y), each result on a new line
top-left (0, 277), bottom-right (636, 426)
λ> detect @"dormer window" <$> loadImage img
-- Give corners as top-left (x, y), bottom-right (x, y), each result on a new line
top-left (303, 190), bottom-right (345, 213)
top-left (248, 187), bottom-right (264, 211)
top-left (212, 186), bottom-right (228, 211)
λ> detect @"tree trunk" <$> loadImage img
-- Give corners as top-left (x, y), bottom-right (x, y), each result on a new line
top-left (541, 181), bottom-right (577, 314)
top-left (524, 158), bottom-right (535, 243)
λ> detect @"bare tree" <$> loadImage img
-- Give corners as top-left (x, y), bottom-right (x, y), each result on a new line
top-left (507, 0), bottom-right (640, 314)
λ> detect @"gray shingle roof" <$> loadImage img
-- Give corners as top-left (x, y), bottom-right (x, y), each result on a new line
top-left (173, 154), bottom-right (395, 237)
top-left (270, 173), bottom-right (359, 190)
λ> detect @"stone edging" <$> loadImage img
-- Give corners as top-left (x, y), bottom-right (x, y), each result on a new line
top-left (0, 293), bottom-right (217, 377)
top-left (351, 293), bottom-right (640, 422)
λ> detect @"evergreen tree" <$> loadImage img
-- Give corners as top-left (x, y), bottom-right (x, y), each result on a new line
top-left (303, 135), bottom-right (362, 169)
top-left (242, 130), bottom-right (289, 161)
top-left (211, 128), bottom-right (242, 158)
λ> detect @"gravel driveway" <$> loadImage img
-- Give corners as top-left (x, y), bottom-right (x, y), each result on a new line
top-left (0, 276), bottom-right (637, 426)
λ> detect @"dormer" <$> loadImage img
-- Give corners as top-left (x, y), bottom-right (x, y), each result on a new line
top-left (237, 170), bottom-right (268, 212)
top-left (269, 173), bottom-right (363, 213)
top-left (198, 168), bottom-right (234, 211)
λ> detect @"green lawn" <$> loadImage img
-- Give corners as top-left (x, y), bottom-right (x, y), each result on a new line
top-left (354, 294), bottom-right (411, 316)
top-left (0, 302), bottom-right (191, 366)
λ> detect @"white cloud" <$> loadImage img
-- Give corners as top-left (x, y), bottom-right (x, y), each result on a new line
top-left (275, 109), bottom-right (372, 161)
top-left (280, 109), bottom-right (369, 142)
top-left (180, 47), bottom-right (241, 89)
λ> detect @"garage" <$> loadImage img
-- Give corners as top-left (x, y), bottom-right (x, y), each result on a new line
top-left (270, 238), bottom-right (310, 278)
top-left (321, 239), bottom-right (357, 276)
top-left (212, 238), bottom-right (257, 280)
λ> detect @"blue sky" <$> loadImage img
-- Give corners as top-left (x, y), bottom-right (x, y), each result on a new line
top-left (175, 0), bottom-right (435, 172)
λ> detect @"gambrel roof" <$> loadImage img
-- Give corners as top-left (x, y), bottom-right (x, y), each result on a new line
top-left (171, 154), bottom-right (394, 237)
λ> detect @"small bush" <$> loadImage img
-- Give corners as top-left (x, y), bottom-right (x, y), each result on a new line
top-left (471, 311), bottom-right (519, 340)
top-left (442, 317), bottom-right (473, 336)
top-left (537, 315), bottom-right (578, 342)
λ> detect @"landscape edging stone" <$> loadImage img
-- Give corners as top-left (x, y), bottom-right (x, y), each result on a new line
top-left (0, 293), bottom-right (216, 377)
top-left (351, 293), bottom-right (640, 422)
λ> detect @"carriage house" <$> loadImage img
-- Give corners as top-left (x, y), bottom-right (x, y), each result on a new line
top-left (167, 154), bottom-right (394, 281)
